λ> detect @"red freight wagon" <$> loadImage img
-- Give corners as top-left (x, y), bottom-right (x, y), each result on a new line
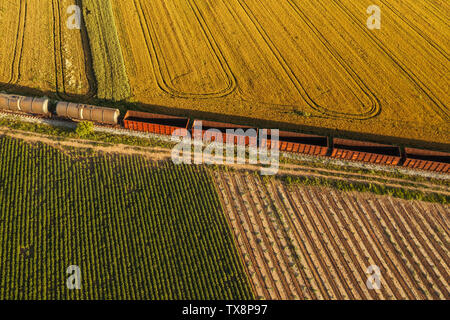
top-left (123, 110), bottom-right (189, 136)
top-left (192, 120), bottom-right (257, 146)
top-left (331, 138), bottom-right (401, 165)
top-left (404, 148), bottom-right (450, 173)
top-left (260, 130), bottom-right (329, 156)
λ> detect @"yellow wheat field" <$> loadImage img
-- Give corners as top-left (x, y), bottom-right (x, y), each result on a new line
top-left (111, 0), bottom-right (449, 144)
top-left (0, 0), bottom-right (448, 144)
top-left (213, 170), bottom-right (450, 300)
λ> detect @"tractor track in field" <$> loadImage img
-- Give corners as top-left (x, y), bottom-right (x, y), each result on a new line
top-left (0, 1), bottom-right (26, 90)
top-left (186, 0), bottom-right (237, 95)
top-left (211, 175), bottom-right (259, 298)
top-left (234, 173), bottom-right (299, 299)
top-left (51, 0), bottom-right (96, 100)
top-left (235, 0), bottom-right (380, 120)
top-left (284, 0), bottom-right (380, 119)
top-left (133, 0), bottom-right (236, 99)
top-left (320, 190), bottom-right (387, 299)
top-left (411, 202), bottom-right (450, 262)
top-left (329, 0), bottom-right (450, 122)
top-left (214, 171), bottom-right (271, 299)
top-left (280, 162), bottom-right (450, 194)
top-left (333, 191), bottom-right (411, 299)
top-left (89, 0), bottom-right (118, 101)
top-left (420, 203), bottom-right (450, 239)
top-left (420, 0), bottom-right (450, 28)
top-left (380, 0), bottom-right (449, 61)
top-left (368, 197), bottom-right (442, 298)
top-left (253, 176), bottom-right (321, 299)
top-left (302, 187), bottom-right (370, 299)
top-left (52, 0), bottom-right (73, 100)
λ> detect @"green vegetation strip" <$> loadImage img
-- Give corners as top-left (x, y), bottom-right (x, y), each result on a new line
top-left (0, 117), bottom-right (175, 149)
top-left (0, 136), bottom-right (252, 299)
top-left (83, 0), bottom-right (131, 101)
top-left (279, 175), bottom-right (449, 204)
top-left (280, 155), bottom-right (449, 187)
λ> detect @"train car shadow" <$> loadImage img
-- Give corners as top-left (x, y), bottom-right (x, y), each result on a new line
top-left (1, 83), bottom-right (449, 153)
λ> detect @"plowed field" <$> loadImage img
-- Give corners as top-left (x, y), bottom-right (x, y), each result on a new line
top-left (213, 170), bottom-right (450, 299)
top-left (0, 0), bottom-right (93, 97)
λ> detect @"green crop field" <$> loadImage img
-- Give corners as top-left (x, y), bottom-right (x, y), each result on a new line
top-left (0, 136), bottom-right (252, 299)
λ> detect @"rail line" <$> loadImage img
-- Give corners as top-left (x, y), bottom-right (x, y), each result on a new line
top-left (133, 0), bottom-right (236, 99)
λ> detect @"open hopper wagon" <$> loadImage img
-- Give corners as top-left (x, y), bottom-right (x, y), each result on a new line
top-left (404, 148), bottom-right (450, 173)
top-left (192, 120), bottom-right (258, 146)
top-left (56, 102), bottom-right (120, 125)
top-left (0, 94), bottom-right (49, 115)
top-left (331, 138), bottom-right (401, 165)
top-left (260, 130), bottom-right (329, 156)
top-left (123, 110), bottom-right (190, 136)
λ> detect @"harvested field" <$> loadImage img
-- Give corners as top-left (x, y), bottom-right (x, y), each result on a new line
top-left (213, 170), bottom-right (450, 299)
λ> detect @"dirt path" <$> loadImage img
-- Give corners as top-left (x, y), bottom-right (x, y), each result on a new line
top-left (0, 126), bottom-right (448, 199)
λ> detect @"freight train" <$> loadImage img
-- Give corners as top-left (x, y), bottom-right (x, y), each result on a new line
top-left (1, 93), bottom-right (449, 173)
